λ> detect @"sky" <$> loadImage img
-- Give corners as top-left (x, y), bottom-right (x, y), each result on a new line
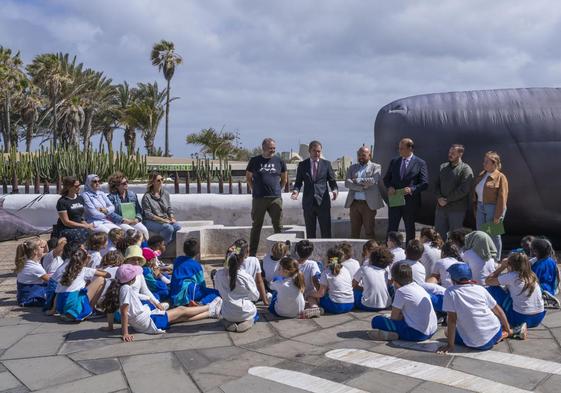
top-left (3, 0), bottom-right (561, 159)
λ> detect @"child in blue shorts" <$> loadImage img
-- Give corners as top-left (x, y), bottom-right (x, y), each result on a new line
top-left (101, 264), bottom-right (222, 341)
top-left (314, 247), bottom-right (354, 314)
top-left (485, 252), bottom-right (546, 339)
top-left (369, 262), bottom-right (437, 341)
top-left (170, 238), bottom-right (220, 307)
top-left (439, 263), bottom-right (511, 352)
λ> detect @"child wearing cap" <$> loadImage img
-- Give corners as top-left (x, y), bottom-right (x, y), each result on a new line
top-left (142, 247), bottom-right (171, 302)
top-left (485, 252), bottom-right (545, 339)
top-left (123, 245), bottom-right (165, 309)
top-left (100, 264), bottom-right (222, 341)
top-left (369, 262), bottom-right (437, 341)
top-left (170, 238), bottom-right (220, 307)
top-left (439, 263), bottom-right (511, 352)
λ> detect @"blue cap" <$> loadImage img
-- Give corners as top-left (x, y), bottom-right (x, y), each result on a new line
top-left (447, 263), bottom-right (472, 282)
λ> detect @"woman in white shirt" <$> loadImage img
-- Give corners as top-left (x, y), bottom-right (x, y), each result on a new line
top-left (15, 238), bottom-right (49, 307)
top-left (485, 252), bottom-right (545, 340)
top-left (215, 247), bottom-right (260, 332)
top-left (314, 248), bottom-right (354, 314)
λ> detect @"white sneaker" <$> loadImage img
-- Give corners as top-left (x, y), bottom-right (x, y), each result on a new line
top-left (543, 291), bottom-right (561, 309)
top-left (208, 297), bottom-right (223, 319)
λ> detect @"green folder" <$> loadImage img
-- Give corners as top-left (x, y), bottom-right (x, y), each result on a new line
top-left (120, 202), bottom-right (136, 220)
top-left (480, 221), bottom-right (506, 236)
top-left (388, 188), bottom-right (406, 207)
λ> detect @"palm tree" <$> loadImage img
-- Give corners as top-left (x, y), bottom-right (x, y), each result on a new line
top-left (26, 53), bottom-right (72, 148)
top-left (0, 47), bottom-right (26, 151)
top-left (60, 96), bottom-right (85, 148)
top-left (115, 82), bottom-right (137, 153)
top-left (186, 128), bottom-right (238, 160)
top-left (151, 40), bottom-right (182, 157)
top-left (18, 84), bottom-right (44, 152)
top-left (126, 82), bottom-right (166, 155)
top-left (79, 69), bottom-right (113, 150)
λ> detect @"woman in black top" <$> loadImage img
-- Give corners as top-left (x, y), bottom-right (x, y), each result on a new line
top-left (55, 176), bottom-right (94, 244)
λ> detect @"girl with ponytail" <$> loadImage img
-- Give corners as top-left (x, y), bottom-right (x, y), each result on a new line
top-left (486, 252), bottom-right (546, 339)
top-left (313, 247), bottom-right (355, 314)
top-left (268, 257), bottom-right (316, 319)
top-left (215, 240), bottom-right (260, 332)
top-left (54, 248), bottom-right (109, 321)
top-left (15, 238), bottom-right (50, 307)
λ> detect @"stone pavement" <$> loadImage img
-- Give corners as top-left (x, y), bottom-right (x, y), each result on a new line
top-left (1, 238), bottom-right (561, 392)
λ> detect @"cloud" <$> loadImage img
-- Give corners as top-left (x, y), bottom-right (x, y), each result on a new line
top-left (2, 0), bottom-right (561, 158)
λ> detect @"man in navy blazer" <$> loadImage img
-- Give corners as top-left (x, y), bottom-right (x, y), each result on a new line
top-left (292, 141), bottom-right (338, 238)
top-left (383, 138), bottom-right (429, 243)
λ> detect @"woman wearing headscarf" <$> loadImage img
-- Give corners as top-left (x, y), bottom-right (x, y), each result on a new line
top-left (107, 171), bottom-right (149, 240)
top-left (461, 230), bottom-right (498, 285)
top-left (81, 174), bottom-right (121, 234)
top-left (142, 172), bottom-right (181, 244)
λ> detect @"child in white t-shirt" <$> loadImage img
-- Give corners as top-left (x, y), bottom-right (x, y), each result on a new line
top-left (395, 240), bottom-right (427, 285)
top-left (215, 247), bottom-right (260, 333)
top-left (87, 232), bottom-right (108, 269)
top-left (262, 241), bottom-right (290, 284)
top-left (439, 263), bottom-right (511, 353)
top-left (485, 252), bottom-right (545, 339)
top-left (314, 248), bottom-right (354, 314)
top-left (338, 242), bottom-right (361, 278)
top-left (462, 230), bottom-right (497, 284)
top-left (295, 240), bottom-right (321, 308)
top-left (369, 262), bottom-right (437, 341)
top-left (462, 249), bottom-right (496, 285)
top-left (15, 238), bottom-right (50, 307)
top-left (228, 239), bottom-right (269, 305)
top-left (269, 257), bottom-right (310, 318)
top-left (42, 237), bottom-right (67, 274)
top-left (387, 231), bottom-right (406, 263)
top-left (428, 240), bottom-right (465, 288)
top-left (353, 246), bottom-right (392, 311)
top-left (101, 264), bottom-right (221, 341)
top-left (419, 228), bottom-right (443, 275)
top-left (55, 248), bottom-right (109, 321)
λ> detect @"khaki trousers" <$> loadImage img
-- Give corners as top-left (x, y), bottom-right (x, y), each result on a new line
top-left (350, 200), bottom-right (377, 239)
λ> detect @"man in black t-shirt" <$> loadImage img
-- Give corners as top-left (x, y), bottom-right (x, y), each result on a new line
top-left (246, 138), bottom-right (287, 256)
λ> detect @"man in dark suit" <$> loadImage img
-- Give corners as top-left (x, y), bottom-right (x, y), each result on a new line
top-left (291, 140), bottom-right (338, 238)
top-left (383, 138), bottom-right (429, 243)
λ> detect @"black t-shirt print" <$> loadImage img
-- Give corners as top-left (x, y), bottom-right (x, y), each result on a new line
top-left (56, 195), bottom-right (86, 228)
top-left (246, 155), bottom-right (287, 198)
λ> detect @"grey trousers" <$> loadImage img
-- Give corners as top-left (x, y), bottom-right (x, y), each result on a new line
top-left (434, 207), bottom-right (466, 241)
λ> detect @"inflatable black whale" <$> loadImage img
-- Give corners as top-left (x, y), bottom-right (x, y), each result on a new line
top-left (374, 88), bottom-right (561, 244)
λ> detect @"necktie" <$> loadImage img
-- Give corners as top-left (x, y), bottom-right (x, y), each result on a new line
top-left (312, 160), bottom-right (318, 180)
top-left (400, 158), bottom-right (407, 179)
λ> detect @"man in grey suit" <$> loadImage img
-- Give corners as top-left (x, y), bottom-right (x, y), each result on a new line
top-left (345, 146), bottom-right (385, 239)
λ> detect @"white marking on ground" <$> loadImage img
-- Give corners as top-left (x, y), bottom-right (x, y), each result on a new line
top-left (392, 340), bottom-right (561, 375)
top-left (248, 366), bottom-right (368, 393)
top-left (325, 348), bottom-right (531, 393)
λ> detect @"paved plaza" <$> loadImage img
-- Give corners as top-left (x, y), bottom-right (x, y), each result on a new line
top-left (1, 238), bottom-right (561, 393)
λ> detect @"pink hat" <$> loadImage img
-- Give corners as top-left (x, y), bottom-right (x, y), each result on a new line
top-left (116, 264), bottom-right (143, 284)
top-left (142, 248), bottom-right (157, 262)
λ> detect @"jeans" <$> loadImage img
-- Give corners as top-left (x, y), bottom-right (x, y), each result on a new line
top-left (144, 220), bottom-right (182, 244)
top-left (434, 207), bottom-right (466, 241)
top-left (476, 202), bottom-right (503, 258)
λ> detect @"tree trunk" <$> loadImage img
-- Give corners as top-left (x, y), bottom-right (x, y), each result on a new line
top-left (82, 108), bottom-right (93, 151)
top-left (124, 126), bottom-right (136, 154)
top-left (103, 127), bottom-right (114, 153)
top-left (52, 92), bottom-right (58, 149)
top-left (3, 99), bottom-right (11, 152)
top-left (165, 78), bottom-right (170, 157)
top-left (26, 120), bottom-right (34, 152)
top-left (144, 133), bottom-right (155, 156)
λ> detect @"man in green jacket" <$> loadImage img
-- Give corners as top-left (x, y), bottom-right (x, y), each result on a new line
top-left (434, 144), bottom-right (474, 240)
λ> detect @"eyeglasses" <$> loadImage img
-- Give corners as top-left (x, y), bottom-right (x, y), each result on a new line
top-left (156, 178), bottom-right (163, 183)
top-left (92, 180), bottom-right (100, 184)
top-left (121, 180), bottom-right (128, 185)
top-left (73, 183), bottom-right (81, 188)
